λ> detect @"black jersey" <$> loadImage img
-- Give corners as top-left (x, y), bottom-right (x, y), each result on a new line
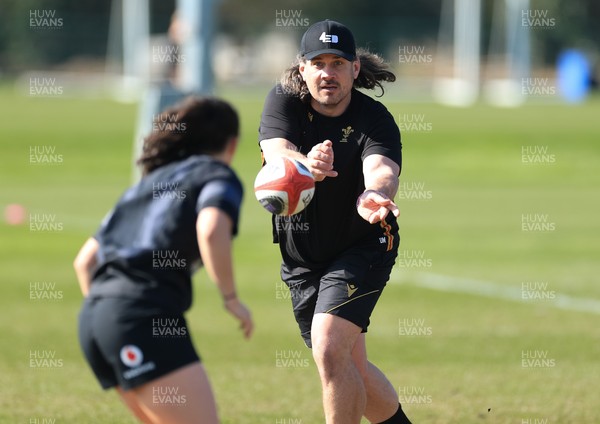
top-left (88, 155), bottom-right (243, 313)
top-left (259, 85), bottom-right (401, 268)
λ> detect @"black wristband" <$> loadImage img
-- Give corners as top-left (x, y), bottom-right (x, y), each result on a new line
top-left (222, 292), bottom-right (237, 302)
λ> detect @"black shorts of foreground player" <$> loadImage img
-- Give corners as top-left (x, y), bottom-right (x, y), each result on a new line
top-left (259, 20), bottom-right (412, 424)
top-left (74, 97), bottom-right (253, 424)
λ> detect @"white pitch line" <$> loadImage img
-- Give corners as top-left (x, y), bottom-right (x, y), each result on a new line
top-left (390, 270), bottom-right (600, 315)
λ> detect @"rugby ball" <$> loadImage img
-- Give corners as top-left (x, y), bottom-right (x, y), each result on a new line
top-left (254, 157), bottom-right (315, 216)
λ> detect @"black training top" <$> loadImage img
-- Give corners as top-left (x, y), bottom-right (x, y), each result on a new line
top-left (259, 85), bottom-right (402, 268)
top-left (88, 155), bottom-right (243, 314)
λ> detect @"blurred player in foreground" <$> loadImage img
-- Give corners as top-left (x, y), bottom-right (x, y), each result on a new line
top-left (259, 20), bottom-right (412, 424)
top-left (74, 97), bottom-right (252, 424)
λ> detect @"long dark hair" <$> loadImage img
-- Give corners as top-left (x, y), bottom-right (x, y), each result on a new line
top-left (280, 48), bottom-right (396, 102)
top-left (137, 96), bottom-right (239, 175)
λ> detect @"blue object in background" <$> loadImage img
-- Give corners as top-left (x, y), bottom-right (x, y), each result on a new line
top-left (557, 49), bottom-right (591, 103)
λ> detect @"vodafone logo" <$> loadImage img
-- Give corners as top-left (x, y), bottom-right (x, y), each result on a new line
top-left (120, 345), bottom-right (144, 368)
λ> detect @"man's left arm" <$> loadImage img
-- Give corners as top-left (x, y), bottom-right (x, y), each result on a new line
top-left (73, 237), bottom-right (99, 297)
top-left (356, 154), bottom-right (400, 224)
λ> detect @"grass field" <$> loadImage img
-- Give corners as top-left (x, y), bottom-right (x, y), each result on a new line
top-left (0, 82), bottom-right (599, 423)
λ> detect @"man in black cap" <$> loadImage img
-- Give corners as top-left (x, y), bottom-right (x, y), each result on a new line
top-left (259, 20), bottom-right (412, 423)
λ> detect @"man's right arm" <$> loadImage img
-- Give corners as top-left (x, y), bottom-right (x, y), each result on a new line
top-left (260, 138), bottom-right (338, 182)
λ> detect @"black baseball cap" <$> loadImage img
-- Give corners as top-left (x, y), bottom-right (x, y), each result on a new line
top-left (300, 19), bottom-right (356, 61)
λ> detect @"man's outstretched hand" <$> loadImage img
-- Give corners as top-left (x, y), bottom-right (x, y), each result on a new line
top-left (356, 190), bottom-right (400, 224)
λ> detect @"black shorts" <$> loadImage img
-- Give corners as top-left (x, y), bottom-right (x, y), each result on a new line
top-left (78, 296), bottom-right (200, 391)
top-left (281, 242), bottom-right (398, 348)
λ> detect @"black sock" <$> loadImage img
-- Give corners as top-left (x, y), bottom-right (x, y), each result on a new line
top-left (376, 403), bottom-right (412, 424)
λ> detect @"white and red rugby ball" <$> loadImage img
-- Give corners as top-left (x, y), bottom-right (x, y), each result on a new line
top-left (254, 157), bottom-right (315, 216)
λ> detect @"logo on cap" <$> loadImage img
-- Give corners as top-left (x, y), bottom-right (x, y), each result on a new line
top-left (319, 32), bottom-right (338, 43)
top-left (301, 20), bottom-right (356, 61)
